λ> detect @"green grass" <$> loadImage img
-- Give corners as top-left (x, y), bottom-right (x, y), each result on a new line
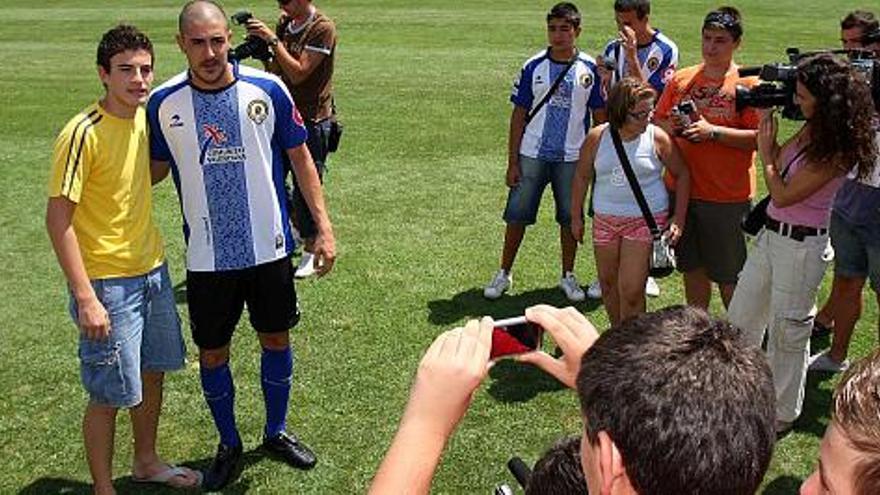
top-left (2, 1), bottom-right (878, 493)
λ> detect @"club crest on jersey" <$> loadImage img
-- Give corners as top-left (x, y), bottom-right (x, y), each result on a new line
top-left (247, 100), bottom-right (269, 125)
top-left (580, 72), bottom-right (593, 88)
top-left (647, 56), bottom-right (660, 71)
top-left (169, 114), bottom-right (184, 128)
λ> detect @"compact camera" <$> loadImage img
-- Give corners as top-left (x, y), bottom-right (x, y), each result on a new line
top-left (490, 316), bottom-right (543, 359)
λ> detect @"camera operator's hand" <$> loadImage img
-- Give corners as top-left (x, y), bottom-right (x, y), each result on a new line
top-left (515, 305), bottom-right (599, 389)
top-left (369, 319), bottom-right (493, 495)
top-left (681, 116), bottom-right (715, 143)
top-left (245, 17), bottom-right (276, 44)
top-left (506, 156), bottom-right (521, 187)
top-left (403, 318), bottom-right (493, 436)
top-left (757, 109), bottom-right (779, 167)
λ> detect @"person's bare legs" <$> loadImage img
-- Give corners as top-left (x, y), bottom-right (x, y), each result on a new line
top-left (560, 225), bottom-right (577, 274)
top-left (130, 371), bottom-right (200, 487)
top-left (83, 403), bottom-right (118, 495)
top-left (814, 278), bottom-right (839, 329)
top-left (826, 276), bottom-right (866, 362)
top-left (684, 268), bottom-right (712, 309)
top-left (595, 241), bottom-right (622, 326)
top-left (501, 224), bottom-right (526, 272)
top-left (618, 239), bottom-right (651, 322)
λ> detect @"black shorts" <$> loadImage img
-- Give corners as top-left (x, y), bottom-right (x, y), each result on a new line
top-left (187, 256), bottom-right (300, 350)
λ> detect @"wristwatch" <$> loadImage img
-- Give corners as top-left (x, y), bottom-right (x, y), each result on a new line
top-left (710, 127), bottom-right (720, 141)
top-left (268, 36), bottom-right (279, 48)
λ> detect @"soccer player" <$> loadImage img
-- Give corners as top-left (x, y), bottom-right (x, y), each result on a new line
top-left (483, 2), bottom-right (606, 302)
top-left (147, 1), bottom-right (336, 490)
top-left (46, 25), bottom-right (200, 493)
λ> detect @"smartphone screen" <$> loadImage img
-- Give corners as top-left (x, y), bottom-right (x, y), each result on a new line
top-left (491, 316), bottom-right (542, 359)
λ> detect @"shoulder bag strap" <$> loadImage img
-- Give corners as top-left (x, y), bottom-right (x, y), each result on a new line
top-left (526, 54), bottom-right (577, 124)
top-left (609, 126), bottom-right (662, 238)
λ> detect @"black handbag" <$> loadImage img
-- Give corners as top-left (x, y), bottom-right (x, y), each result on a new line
top-left (608, 126), bottom-right (676, 278)
top-left (741, 148), bottom-right (806, 235)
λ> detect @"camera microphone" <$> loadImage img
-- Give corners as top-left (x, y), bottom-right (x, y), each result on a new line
top-left (507, 456), bottom-right (532, 489)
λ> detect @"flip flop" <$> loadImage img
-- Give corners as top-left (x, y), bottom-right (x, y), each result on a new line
top-left (132, 465), bottom-right (203, 489)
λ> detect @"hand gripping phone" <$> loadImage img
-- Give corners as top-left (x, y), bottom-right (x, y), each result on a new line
top-left (490, 316), bottom-right (543, 359)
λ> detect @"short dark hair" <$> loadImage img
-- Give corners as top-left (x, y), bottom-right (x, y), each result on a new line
top-left (614, 0), bottom-right (650, 19)
top-left (833, 348), bottom-right (880, 495)
top-left (525, 436), bottom-right (587, 495)
top-left (841, 10), bottom-right (878, 33)
top-left (576, 306), bottom-right (776, 495)
top-left (703, 6), bottom-right (743, 41)
top-left (179, 0), bottom-right (228, 33)
top-left (96, 24), bottom-right (153, 72)
top-left (547, 2), bottom-right (581, 29)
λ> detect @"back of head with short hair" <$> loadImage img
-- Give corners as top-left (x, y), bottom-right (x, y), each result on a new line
top-left (525, 436), bottom-right (587, 495)
top-left (613, 0), bottom-right (650, 19)
top-left (833, 348), bottom-right (880, 495)
top-left (96, 24), bottom-right (153, 72)
top-left (547, 2), bottom-right (581, 29)
top-left (840, 10), bottom-right (878, 33)
top-left (576, 306), bottom-right (776, 495)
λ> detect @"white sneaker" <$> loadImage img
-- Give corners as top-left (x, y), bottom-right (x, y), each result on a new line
top-left (586, 280), bottom-right (602, 299)
top-left (483, 270), bottom-right (511, 299)
top-left (559, 272), bottom-right (586, 302)
top-left (295, 252), bottom-right (316, 278)
top-left (807, 351), bottom-right (850, 373)
top-left (645, 277), bottom-right (660, 297)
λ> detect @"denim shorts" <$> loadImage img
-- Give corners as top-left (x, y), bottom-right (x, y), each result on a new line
top-left (503, 154), bottom-right (576, 226)
top-left (830, 211), bottom-right (880, 291)
top-left (69, 263), bottom-right (186, 408)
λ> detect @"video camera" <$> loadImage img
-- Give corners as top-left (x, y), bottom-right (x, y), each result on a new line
top-left (229, 11), bottom-right (272, 62)
top-left (736, 47), bottom-right (880, 119)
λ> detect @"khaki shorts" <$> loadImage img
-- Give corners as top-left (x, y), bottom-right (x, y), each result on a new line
top-left (676, 199), bottom-right (751, 284)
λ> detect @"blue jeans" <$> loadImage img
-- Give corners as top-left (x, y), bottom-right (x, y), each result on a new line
top-left (70, 263), bottom-right (186, 408)
top-left (503, 154), bottom-right (576, 226)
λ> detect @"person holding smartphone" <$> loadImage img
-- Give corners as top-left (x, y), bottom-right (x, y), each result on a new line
top-left (571, 78), bottom-right (689, 326)
top-left (653, 6), bottom-right (760, 310)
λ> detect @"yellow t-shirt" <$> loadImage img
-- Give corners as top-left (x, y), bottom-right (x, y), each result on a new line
top-left (48, 103), bottom-right (164, 278)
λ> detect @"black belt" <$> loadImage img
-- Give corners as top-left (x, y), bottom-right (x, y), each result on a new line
top-left (765, 217), bottom-right (827, 241)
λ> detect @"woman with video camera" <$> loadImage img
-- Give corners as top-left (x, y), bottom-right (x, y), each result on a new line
top-left (571, 78), bottom-right (689, 326)
top-left (727, 53), bottom-right (877, 435)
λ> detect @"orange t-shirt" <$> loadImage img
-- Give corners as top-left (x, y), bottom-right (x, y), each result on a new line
top-left (655, 64), bottom-right (760, 202)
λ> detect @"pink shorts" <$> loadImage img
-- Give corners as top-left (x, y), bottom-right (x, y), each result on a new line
top-left (592, 212), bottom-right (668, 246)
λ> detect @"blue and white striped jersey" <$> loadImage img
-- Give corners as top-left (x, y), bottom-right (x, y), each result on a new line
top-left (511, 49), bottom-right (605, 163)
top-left (602, 30), bottom-right (679, 94)
top-left (147, 63), bottom-right (308, 272)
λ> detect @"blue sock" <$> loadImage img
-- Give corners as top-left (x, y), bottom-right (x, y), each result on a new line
top-left (261, 346), bottom-right (293, 438)
top-left (199, 362), bottom-right (241, 448)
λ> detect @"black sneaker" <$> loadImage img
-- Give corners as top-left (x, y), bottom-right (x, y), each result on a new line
top-left (203, 443), bottom-right (243, 491)
top-left (262, 431), bottom-right (317, 470)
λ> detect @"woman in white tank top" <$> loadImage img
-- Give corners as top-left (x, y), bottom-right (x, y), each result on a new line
top-left (571, 78), bottom-right (690, 325)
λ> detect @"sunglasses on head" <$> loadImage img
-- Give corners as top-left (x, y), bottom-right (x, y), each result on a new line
top-left (703, 12), bottom-right (738, 30)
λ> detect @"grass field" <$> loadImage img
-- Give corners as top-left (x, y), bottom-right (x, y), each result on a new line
top-left (2, 0), bottom-right (878, 493)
